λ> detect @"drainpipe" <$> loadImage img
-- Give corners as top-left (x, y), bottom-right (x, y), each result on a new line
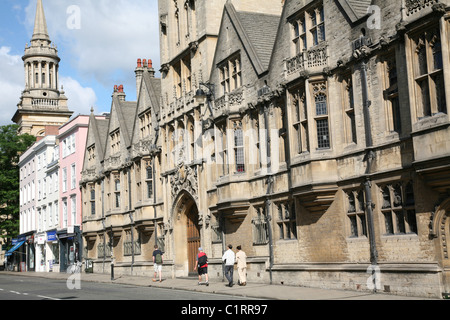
top-left (263, 104), bottom-right (274, 284)
top-left (221, 214), bottom-right (226, 282)
top-left (360, 60), bottom-right (378, 292)
top-left (101, 180), bottom-right (105, 273)
top-left (265, 179), bottom-right (274, 285)
top-left (128, 167), bottom-right (134, 275)
top-left (153, 159), bottom-right (158, 245)
top-left (152, 128), bottom-right (160, 249)
top-left (110, 225), bottom-right (114, 281)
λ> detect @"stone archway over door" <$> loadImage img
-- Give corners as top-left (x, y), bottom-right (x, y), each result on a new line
top-left (431, 199), bottom-right (450, 264)
top-left (430, 198), bottom-right (450, 293)
top-left (187, 206), bottom-right (200, 275)
top-left (172, 191), bottom-right (200, 278)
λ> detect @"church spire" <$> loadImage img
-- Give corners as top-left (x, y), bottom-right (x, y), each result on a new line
top-left (12, 0), bottom-right (73, 137)
top-left (31, 0), bottom-right (50, 43)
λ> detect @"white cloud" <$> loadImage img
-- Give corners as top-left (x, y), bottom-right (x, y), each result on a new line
top-left (1, 0), bottom-right (160, 126)
top-left (0, 46), bottom-right (98, 125)
top-left (25, 0), bottom-right (160, 99)
top-left (60, 76), bottom-right (98, 116)
top-left (0, 46), bottom-right (24, 125)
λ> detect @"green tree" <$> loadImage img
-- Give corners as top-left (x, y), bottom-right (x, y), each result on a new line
top-left (0, 124), bottom-right (35, 248)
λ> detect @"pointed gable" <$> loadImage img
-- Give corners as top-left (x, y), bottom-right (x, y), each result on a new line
top-left (222, 2), bottom-right (281, 76)
top-left (103, 86), bottom-right (137, 165)
top-left (235, 10), bottom-right (280, 72)
top-left (132, 66), bottom-right (162, 150)
top-left (81, 111), bottom-right (109, 182)
top-left (335, 0), bottom-right (372, 23)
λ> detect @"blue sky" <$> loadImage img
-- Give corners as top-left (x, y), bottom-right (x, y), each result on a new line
top-left (0, 0), bottom-right (160, 125)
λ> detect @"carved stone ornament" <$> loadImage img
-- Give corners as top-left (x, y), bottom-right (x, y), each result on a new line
top-left (171, 163), bottom-right (198, 200)
top-left (197, 212), bottom-right (211, 227)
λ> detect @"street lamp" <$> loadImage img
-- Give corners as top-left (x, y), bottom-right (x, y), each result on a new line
top-left (194, 88), bottom-right (207, 106)
top-left (194, 82), bottom-right (215, 104)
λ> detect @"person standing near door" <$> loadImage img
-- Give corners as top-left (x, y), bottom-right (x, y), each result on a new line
top-left (222, 244), bottom-right (235, 287)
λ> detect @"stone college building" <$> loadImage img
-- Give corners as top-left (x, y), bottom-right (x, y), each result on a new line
top-left (80, 0), bottom-right (450, 298)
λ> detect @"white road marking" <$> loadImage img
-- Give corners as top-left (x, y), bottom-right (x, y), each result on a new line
top-left (37, 295), bottom-right (60, 300)
top-left (0, 285), bottom-right (60, 300)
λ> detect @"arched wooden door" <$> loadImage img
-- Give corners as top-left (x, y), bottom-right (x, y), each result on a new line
top-left (186, 206), bottom-right (200, 275)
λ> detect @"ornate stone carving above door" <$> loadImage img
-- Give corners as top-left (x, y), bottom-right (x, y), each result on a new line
top-left (170, 163), bottom-right (198, 200)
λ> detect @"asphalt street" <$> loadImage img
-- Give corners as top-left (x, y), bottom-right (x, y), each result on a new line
top-left (0, 274), bottom-right (252, 301)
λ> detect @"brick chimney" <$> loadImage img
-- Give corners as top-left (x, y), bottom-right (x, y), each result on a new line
top-left (147, 59), bottom-right (155, 78)
top-left (113, 84), bottom-right (126, 101)
top-left (135, 58), bottom-right (144, 98)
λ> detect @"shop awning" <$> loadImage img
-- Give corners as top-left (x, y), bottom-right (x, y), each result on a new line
top-left (5, 241), bottom-right (25, 257)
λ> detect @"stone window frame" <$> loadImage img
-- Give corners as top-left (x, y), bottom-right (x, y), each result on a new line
top-left (156, 223), bottom-right (166, 252)
top-left (173, 60), bottom-right (182, 98)
top-left (187, 114), bottom-right (196, 163)
top-left (182, 54), bottom-right (192, 93)
top-left (110, 129), bottom-right (120, 155)
top-left (97, 234), bottom-right (111, 259)
top-left (292, 15), bottom-right (307, 55)
top-left (232, 119), bottom-right (245, 174)
top-left (114, 175), bottom-right (121, 209)
top-left (276, 200), bottom-right (298, 240)
top-left (378, 180), bottom-right (418, 236)
top-left (168, 125), bottom-right (175, 169)
top-left (250, 109), bottom-right (262, 169)
top-left (90, 185), bottom-right (96, 216)
top-left (216, 120), bottom-right (229, 177)
top-left (211, 214), bottom-right (223, 244)
top-left (310, 80), bottom-right (331, 150)
top-left (123, 229), bottom-right (141, 256)
top-left (380, 51), bottom-right (402, 134)
top-left (87, 144), bottom-right (96, 164)
top-left (309, 5), bottom-right (326, 46)
top-left (218, 53), bottom-right (242, 96)
top-left (184, 0), bottom-right (196, 40)
top-left (146, 164), bottom-right (153, 200)
top-left (139, 110), bottom-right (152, 139)
top-left (345, 189), bottom-right (368, 238)
top-left (288, 1), bottom-right (326, 57)
top-left (252, 206), bottom-right (269, 245)
top-left (171, 54), bottom-right (193, 100)
top-left (408, 25), bottom-right (447, 119)
top-left (289, 83), bottom-right (310, 154)
top-left (340, 71), bottom-right (358, 145)
top-left (174, 0), bottom-right (181, 46)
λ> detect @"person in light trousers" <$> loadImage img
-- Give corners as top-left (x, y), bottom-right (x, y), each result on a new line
top-left (236, 245), bottom-right (247, 286)
top-left (222, 244), bottom-right (235, 287)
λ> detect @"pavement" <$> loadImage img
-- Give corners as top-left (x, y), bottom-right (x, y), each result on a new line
top-left (0, 270), bottom-right (440, 300)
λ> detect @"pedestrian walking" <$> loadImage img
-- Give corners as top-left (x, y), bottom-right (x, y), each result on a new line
top-left (222, 244), bottom-right (235, 287)
top-left (236, 245), bottom-right (247, 286)
top-left (194, 247), bottom-right (209, 286)
top-left (152, 244), bottom-right (163, 282)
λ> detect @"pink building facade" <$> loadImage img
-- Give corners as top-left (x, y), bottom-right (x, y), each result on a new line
top-left (56, 114), bottom-right (104, 271)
